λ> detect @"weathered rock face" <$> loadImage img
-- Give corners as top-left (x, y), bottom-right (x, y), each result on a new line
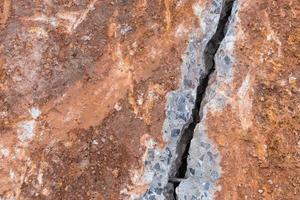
top-left (204, 1), bottom-right (300, 199)
top-left (0, 0), bottom-right (299, 200)
top-left (0, 1), bottom-right (197, 199)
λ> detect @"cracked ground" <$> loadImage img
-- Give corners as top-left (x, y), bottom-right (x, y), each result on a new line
top-left (0, 0), bottom-right (299, 200)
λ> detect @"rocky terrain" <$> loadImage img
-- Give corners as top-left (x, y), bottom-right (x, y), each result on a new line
top-left (0, 0), bottom-right (299, 200)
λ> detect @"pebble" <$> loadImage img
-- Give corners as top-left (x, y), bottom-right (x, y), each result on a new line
top-left (137, 96), bottom-right (144, 105)
top-left (92, 140), bottom-right (98, 145)
top-left (154, 163), bottom-right (160, 170)
top-left (210, 171), bottom-right (219, 181)
top-left (202, 182), bottom-right (210, 190)
top-left (258, 189), bottom-right (264, 194)
top-left (114, 103), bottom-right (122, 111)
top-left (171, 129), bottom-right (180, 137)
top-left (189, 168), bottom-right (195, 175)
top-left (289, 76), bottom-right (297, 85)
top-left (81, 35), bottom-right (92, 41)
top-left (176, 96), bottom-right (186, 112)
top-left (224, 55), bottom-right (231, 65)
top-left (200, 142), bottom-right (211, 149)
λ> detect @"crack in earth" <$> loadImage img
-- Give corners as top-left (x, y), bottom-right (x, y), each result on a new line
top-left (168, 0), bottom-right (235, 198)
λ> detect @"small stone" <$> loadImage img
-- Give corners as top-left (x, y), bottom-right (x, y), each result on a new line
top-left (224, 55), bottom-right (231, 65)
top-left (171, 129), bottom-right (180, 137)
top-left (214, 7), bottom-right (221, 14)
top-left (258, 189), bottom-right (264, 194)
top-left (149, 195), bottom-right (156, 200)
top-left (154, 163), bottom-right (160, 170)
top-left (64, 141), bottom-right (73, 148)
top-left (189, 168), bottom-right (195, 175)
top-left (129, 50), bottom-right (135, 55)
top-left (176, 96), bottom-right (186, 112)
top-left (191, 195), bottom-right (197, 200)
top-left (198, 155), bottom-right (204, 167)
top-left (29, 107), bottom-right (41, 119)
top-left (278, 79), bottom-right (287, 86)
top-left (200, 142), bottom-right (211, 149)
top-left (132, 42), bottom-right (138, 48)
top-left (112, 169), bottom-right (119, 177)
top-left (202, 182), bottom-right (210, 190)
top-left (289, 76), bottom-right (297, 85)
top-left (176, 113), bottom-right (185, 121)
top-left (166, 147), bottom-right (172, 163)
top-left (1, 147), bottom-right (10, 157)
top-left (92, 140), bottom-right (98, 145)
top-left (120, 24), bottom-right (133, 35)
top-left (81, 35), bottom-right (92, 41)
top-left (137, 95), bottom-right (144, 105)
top-left (207, 151), bottom-right (214, 161)
top-left (184, 79), bottom-right (193, 88)
top-left (114, 103), bottom-right (122, 111)
top-left (148, 150), bottom-right (155, 160)
top-left (210, 171), bottom-right (219, 181)
top-left (154, 188), bottom-right (163, 195)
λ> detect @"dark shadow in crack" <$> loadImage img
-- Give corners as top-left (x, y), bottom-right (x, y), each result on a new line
top-left (168, 0), bottom-right (236, 199)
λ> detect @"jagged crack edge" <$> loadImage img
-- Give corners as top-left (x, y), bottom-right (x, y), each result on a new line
top-left (168, 0), bottom-right (236, 198)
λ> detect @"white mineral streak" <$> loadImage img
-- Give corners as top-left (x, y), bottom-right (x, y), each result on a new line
top-left (18, 120), bottom-right (36, 143)
top-left (129, 0), bottom-right (232, 199)
top-left (237, 72), bottom-right (253, 130)
top-left (18, 107), bottom-right (42, 143)
top-left (177, 1), bottom-right (240, 199)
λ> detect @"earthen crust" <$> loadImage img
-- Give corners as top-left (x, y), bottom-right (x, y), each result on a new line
top-left (0, 0), bottom-right (299, 200)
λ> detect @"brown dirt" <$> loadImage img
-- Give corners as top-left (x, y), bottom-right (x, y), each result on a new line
top-left (0, 0), bottom-right (198, 199)
top-left (209, 0), bottom-right (300, 199)
top-left (0, 0), bottom-right (299, 200)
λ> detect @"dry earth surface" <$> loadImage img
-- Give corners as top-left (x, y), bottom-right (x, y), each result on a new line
top-left (0, 0), bottom-right (299, 200)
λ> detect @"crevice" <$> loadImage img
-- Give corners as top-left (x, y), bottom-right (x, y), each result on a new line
top-left (168, 0), bottom-right (235, 198)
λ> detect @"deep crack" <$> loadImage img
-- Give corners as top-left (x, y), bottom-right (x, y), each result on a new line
top-left (168, 0), bottom-right (235, 198)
